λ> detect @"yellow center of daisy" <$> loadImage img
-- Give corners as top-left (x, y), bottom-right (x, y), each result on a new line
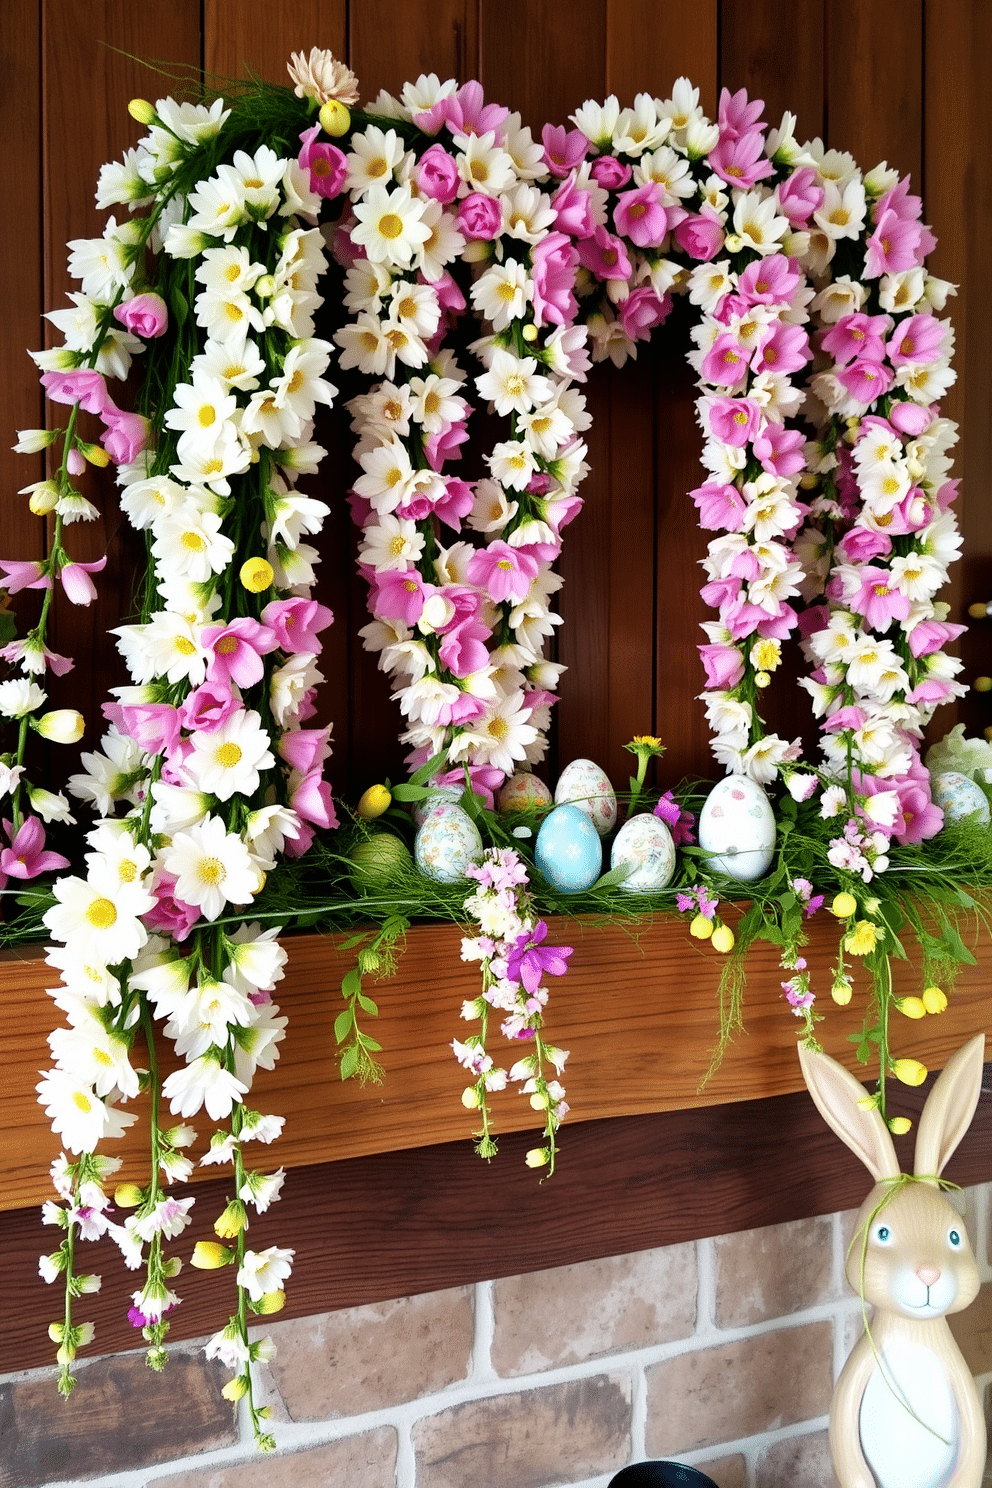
top-left (118, 859), bottom-right (137, 883)
top-left (216, 635), bottom-right (239, 655)
top-left (378, 213), bottom-right (404, 240)
top-left (174, 636), bottom-right (197, 656)
top-left (216, 743), bottom-right (243, 768)
top-left (287, 370), bottom-right (304, 394)
top-left (197, 857), bottom-right (225, 885)
top-left (498, 282), bottom-right (517, 301)
top-left (368, 156), bottom-right (388, 178)
top-left (225, 263), bottom-right (240, 282)
top-left (398, 296), bottom-right (417, 319)
top-left (198, 405), bottom-right (216, 427)
top-left (73, 1091), bottom-right (93, 1113)
top-left (182, 530), bottom-right (207, 551)
top-left (487, 717), bottom-right (508, 740)
top-left (86, 897), bottom-right (117, 929)
top-left (389, 535), bottom-right (407, 555)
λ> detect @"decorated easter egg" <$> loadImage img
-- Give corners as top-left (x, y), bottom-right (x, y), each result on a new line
top-left (411, 784), bottom-right (462, 827)
top-left (497, 771), bottom-right (553, 813)
top-left (348, 833), bottom-right (412, 891)
top-left (610, 812), bottom-right (676, 893)
top-left (554, 758), bottom-right (617, 836)
top-left (698, 776), bottom-right (776, 882)
top-left (931, 770), bottom-right (991, 825)
top-left (535, 804), bottom-right (603, 893)
top-left (414, 801), bottom-right (483, 883)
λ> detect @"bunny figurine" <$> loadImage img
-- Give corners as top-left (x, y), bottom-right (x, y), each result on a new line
top-left (798, 1034), bottom-right (987, 1488)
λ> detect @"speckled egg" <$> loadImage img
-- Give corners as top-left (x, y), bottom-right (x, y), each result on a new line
top-left (698, 776), bottom-right (776, 882)
top-left (414, 801), bottom-right (483, 883)
top-left (498, 772), bottom-right (553, 813)
top-left (535, 804), bottom-right (603, 893)
top-left (411, 784), bottom-right (462, 827)
top-left (610, 812), bottom-right (676, 893)
top-left (932, 770), bottom-right (991, 825)
top-left (554, 758), bottom-right (617, 836)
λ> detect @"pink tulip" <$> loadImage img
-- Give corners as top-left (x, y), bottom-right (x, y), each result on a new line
top-left (115, 293), bottom-right (169, 339)
top-left (59, 555), bottom-right (106, 606)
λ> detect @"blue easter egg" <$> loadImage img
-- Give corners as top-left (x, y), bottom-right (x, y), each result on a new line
top-left (535, 804), bottom-right (603, 892)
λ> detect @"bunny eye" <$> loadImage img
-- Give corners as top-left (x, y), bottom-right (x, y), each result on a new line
top-left (948, 1229), bottom-right (962, 1248)
top-left (873, 1224), bottom-right (893, 1243)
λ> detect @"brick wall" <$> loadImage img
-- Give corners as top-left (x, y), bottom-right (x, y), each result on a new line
top-left (2, 1185), bottom-right (989, 1488)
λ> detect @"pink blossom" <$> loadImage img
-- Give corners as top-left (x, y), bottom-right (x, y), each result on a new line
top-left (298, 124), bottom-right (348, 198)
top-left (40, 369), bottom-right (111, 414)
top-left (0, 558), bottom-right (51, 594)
top-left (698, 643), bottom-right (745, 689)
top-left (541, 124), bottom-right (589, 178)
top-left (701, 333), bottom-right (750, 387)
top-left (177, 680), bottom-right (240, 733)
top-left (202, 617), bottom-right (279, 689)
top-left (435, 763), bottom-right (502, 808)
top-left (887, 313), bottom-right (946, 366)
top-left (907, 619), bottom-right (965, 658)
top-left (691, 482), bottom-right (747, 531)
top-left (590, 155), bottom-right (632, 190)
top-left (836, 358), bottom-right (894, 404)
top-left (737, 255), bottom-right (802, 307)
top-left (430, 270), bottom-right (467, 315)
top-left (820, 313), bottom-right (891, 367)
top-left (888, 400), bottom-right (932, 437)
top-left (751, 321), bottom-right (810, 377)
top-left (864, 207), bottom-right (926, 278)
top-left (374, 569), bottom-right (430, 626)
top-left (441, 80), bottom-right (507, 140)
top-left (614, 182), bottom-right (669, 248)
top-left (416, 143), bottom-right (460, 203)
top-left (284, 820), bottom-right (315, 858)
top-left (114, 293), bottom-right (169, 339)
top-left (776, 167), bottom-right (824, 226)
top-left (59, 555), bottom-right (106, 606)
top-left (824, 705), bottom-right (867, 734)
top-left (261, 598), bottom-right (333, 654)
top-left (0, 637), bottom-right (73, 676)
top-left (673, 212), bottom-right (724, 261)
top-left (160, 737), bottom-right (195, 786)
top-left (145, 875), bottom-right (201, 941)
top-left (278, 725), bottom-right (332, 773)
top-left (425, 419), bottom-right (469, 471)
top-left (101, 406), bottom-right (150, 464)
top-left (842, 565), bottom-right (912, 630)
top-left (0, 816), bottom-right (70, 879)
top-left (531, 231), bottom-right (579, 328)
top-left (121, 703), bottom-right (183, 754)
top-left (575, 225), bottom-right (632, 282)
top-left (837, 525), bottom-right (892, 563)
top-left (551, 174), bottom-right (595, 238)
top-left (290, 767), bottom-right (338, 830)
top-left (753, 424), bottom-right (806, 477)
top-left (718, 86), bottom-right (765, 140)
top-left (617, 286), bottom-right (669, 342)
top-left (433, 477), bottom-right (474, 530)
top-left (466, 541), bottom-right (539, 604)
top-left (708, 129), bottom-right (774, 189)
top-left (653, 791), bottom-right (695, 846)
top-left (891, 776), bottom-right (943, 845)
top-left (457, 192), bottom-right (502, 241)
top-left (434, 691), bottom-right (487, 727)
top-left (705, 396), bottom-right (764, 447)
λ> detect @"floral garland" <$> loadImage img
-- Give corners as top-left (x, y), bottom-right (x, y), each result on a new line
top-left (1, 48), bottom-right (982, 1440)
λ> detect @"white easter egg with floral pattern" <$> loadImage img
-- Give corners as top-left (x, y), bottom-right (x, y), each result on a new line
top-left (610, 812), bottom-right (676, 893)
top-left (931, 770), bottom-right (990, 825)
top-left (698, 776), bottom-right (776, 882)
top-left (554, 758), bottom-right (617, 836)
top-left (498, 772), bottom-right (553, 813)
top-left (414, 801), bottom-right (483, 883)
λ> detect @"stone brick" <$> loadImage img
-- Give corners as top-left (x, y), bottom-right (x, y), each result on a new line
top-left (949, 1280), bottom-right (992, 1378)
top-left (0, 1349), bottom-right (235, 1488)
top-left (152, 1428), bottom-right (397, 1488)
top-left (712, 1215), bottom-right (836, 1328)
top-left (491, 1244), bottom-right (696, 1376)
top-left (260, 1288), bottom-right (473, 1421)
top-left (644, 1321), bottom-right (833, 1455)
top-left (756, 1429), bottom-right (837, 1487)
top-left (694, 1451), bottom-right (746, 1487)
top-left (412, 1373), bottom-right (631, 1488)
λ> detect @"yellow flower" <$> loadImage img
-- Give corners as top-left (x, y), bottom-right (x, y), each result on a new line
top-left (222, 1376), bottom-right (249, 1401)
top-left (191, 1241), bottom-right (233, 1270)
top-left (213, 1200), bottom-right (247, 1239)
top-left (690, 914), bottom-right (714, 940)
top-left (711, 923), bottom-right (735, 954)
top-left (831, 891), bottom-right (858, 919)
top-left (357, 784), bottom-right (391, 819)
top-left (897, 996), bottom-right (927, 1020)
top-left (525, 1147), bottom-right (550, 1168)
top-left (922, 985), bottom-right (948, 1014)
top-left (893, 1058), bottom-right (928, 1087)
top-left (253, 1290), bottom-right (287, 1315)
top-left (239, 557), bottom-right (274, 593)
top-left (78, 440), bottom-right (110, 468)
top-left (113, 1183), bottom-right (144, 1209)
top-left (319, 99), bottom-right (351, 135)
top-left (127, 98), bottom-right (157, 124)
top-left (461, 1086), bottom-right (481, 1110)
top-left (831, 978), bottom-right (853, 1006)
top-left (843, 920), bottom-right (885, 956)
top-left (750, 636), bottom-right (781, 672)
top-left (888, 1116), bottom-right (913, 1135)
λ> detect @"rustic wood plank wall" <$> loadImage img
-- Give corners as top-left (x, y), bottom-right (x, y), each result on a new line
top-left (3, 0), bottom-right (990, 801)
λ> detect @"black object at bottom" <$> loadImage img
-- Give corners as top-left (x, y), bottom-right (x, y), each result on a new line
top-left (608, 1463), bottom-right (720, 1488)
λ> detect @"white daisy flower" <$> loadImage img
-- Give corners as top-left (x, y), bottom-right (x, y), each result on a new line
top-left (223, 923), bottom-right (288, 999)
top-left (414, 197), bottom-right (466, 283)
top-left (488, 439), bottom-right (538, 491)
top-left (476, 348), bottom-right (553, 418)
top-left (49, 1017), bottom-right (139, 1100)
top-left (44, 872), bottom-right (153, 962)
top-left (115, 611), bottom-right (208, 687)
top-left (471, 259), bottom-right (532, 332)
top-left (351, 183), bottom-right (431, 268)
top-left (358, 513), bottom-right (426, 572)
top-left (36, 1070), bottom-right (137, 1154)
top-left (162, 1055), bottom-right (249, 1121)
top-left (345, 125), bottom-right (407, 195)
top-left (152, 506), bottom-right (236, 583)
top-left (407, 373), bottom-right (466, 433)
top-left (269, 653), bottom-right (324, 728)
top-left (161, 815), bottom-right (263, 922)
top-left (237, 1245), bottom-right (294, 1301)
top-left (195, 244), bottom-right (264, 297)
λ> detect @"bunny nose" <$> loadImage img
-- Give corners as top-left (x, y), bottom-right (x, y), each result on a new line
top-left (917, 1266), bottom-right (940, 1287)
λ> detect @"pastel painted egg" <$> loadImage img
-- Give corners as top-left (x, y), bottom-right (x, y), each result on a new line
top-left (932, 770), bottom-right (991, 825)
top-left (535, 804), bottom-right (603, 893)
top-left (414, 802), bottom-right (483, 883)
top-left (412, 784), bottom-right (461, 827)
top-left (610, 812), bottom-right (676, 893)
top-left (498, 772), bottom-right (553, 813)
top-left (698, 776), bottom-right (776, 883)
top-left (554, 758), bottom-right (617, 836)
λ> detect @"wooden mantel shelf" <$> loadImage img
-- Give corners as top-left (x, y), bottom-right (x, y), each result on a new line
top-left (3, 911), bottom-right (990, 1212)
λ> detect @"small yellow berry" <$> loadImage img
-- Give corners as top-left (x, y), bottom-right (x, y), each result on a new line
top-left (831, 891), bottom-right (858, 919)
top-left (711, 923), bottom-right (735, 954)
top-left (897, 996), bottom-right (927, 1020)
top-left (922, 985), bottom-right (948, 1014)
top-left (127, 98), bottom-right (157, 124)
top-left (28, 482), bottom-right (59, 515)
top-left (974, 676), bottom-right (992, 693)
top-left (831, 980), bottom-right (853, 1006)
top-left (888, 1116), bottom-right (913, 1136)
top-left (357, 783), bottom-right (391, 819)
top-left (525, 1147), bottom-right (550, 1168)
top-left (239, 557), bottom-right (274, 593)
top-left (521, 323), bottom-right (539, 342)
top-left (689, 913), bottom-right (714, 940)
top-left (893, 1057), bottom-right (928, 1087)
top-left (318, 99), bottom-right (351, 136)
top-left (222, 1376), bottom-right (249, 1400)
top-left (461, 1086), bottom-right (482, 1110)
top-left (753, 670), bottom-right (771, 689)
top-left (968, 601), bottom-right (989, 619)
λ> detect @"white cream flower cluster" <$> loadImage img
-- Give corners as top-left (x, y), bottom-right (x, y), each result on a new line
top-left (32, 91), bottom-right (337, 1430)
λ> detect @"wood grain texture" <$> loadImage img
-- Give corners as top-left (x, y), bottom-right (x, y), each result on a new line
top-left (720, 0), bottom-right (825, 148)
top-left (4, 913), bottom-right (990, 1210)
top-left (204, 0), bottom-right (345, 86)
top-left (2, 1067), bottom-right (988, 1369)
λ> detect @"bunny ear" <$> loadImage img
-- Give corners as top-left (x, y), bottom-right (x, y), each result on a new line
top-left (798, 1045), bottom-right (900, 1181)
top-left (914, 1034), bottom-right (986, 1180)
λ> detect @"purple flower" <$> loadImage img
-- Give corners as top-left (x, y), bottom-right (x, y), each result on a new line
top-left (505, 920), bottom-right (573, 994)
top-left (653, 791), bottom-right (696, 846)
